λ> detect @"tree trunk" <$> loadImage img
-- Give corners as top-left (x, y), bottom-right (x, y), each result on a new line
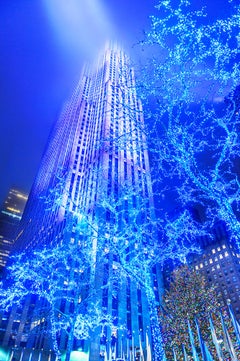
top-left (144, 274), bottom-right (165, 361)
top-left (65, 308), bottom-right (79, 361)
top-left (65, 326), bottom-right (74, 361)
top-left (49, 305), bottom-right (62, 360)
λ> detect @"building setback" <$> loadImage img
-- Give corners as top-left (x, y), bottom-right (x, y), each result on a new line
top-left (0, 44), bottom-right (162, 360)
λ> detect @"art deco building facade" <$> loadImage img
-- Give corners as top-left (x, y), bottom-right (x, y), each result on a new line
top-left (0, 44), bottom-right (162, 360)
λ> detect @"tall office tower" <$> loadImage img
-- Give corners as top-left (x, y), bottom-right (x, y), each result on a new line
top-left (5, 44), bottom-right (162, 360)
top-left (0, 188), bottom-right (28, 271)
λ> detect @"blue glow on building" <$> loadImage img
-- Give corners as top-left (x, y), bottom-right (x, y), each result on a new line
top-left (1, 43), bottom-right (164, 361)
top-left (1, 1), bottom-right (239, 359)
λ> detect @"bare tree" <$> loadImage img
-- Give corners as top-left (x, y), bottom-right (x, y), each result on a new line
top-left (94, 186), bottom-right (201, 360)
top-left (136, 0), bottom-right (240, 249)
top-left (0, 215), bottom-right (113, 361)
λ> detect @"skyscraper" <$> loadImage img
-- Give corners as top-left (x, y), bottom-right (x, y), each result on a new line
top-left (1, 44), bottom-right (162, 360)
top-left (0, 188), bottom-right (28, 271)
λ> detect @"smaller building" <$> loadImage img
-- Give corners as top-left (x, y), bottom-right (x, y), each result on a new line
top-left (0, 188), bottom-right (28, 270)
top-left (162, 222), bottom-right (240, 320)
top-left (189, 225), bottom-right (240, 320)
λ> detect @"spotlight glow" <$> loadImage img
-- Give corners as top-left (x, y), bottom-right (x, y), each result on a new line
top-left (42, 0), bottom-right (116, 57)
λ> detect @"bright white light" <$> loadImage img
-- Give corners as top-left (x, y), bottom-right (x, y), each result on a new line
top-left (42, 0), bottom-right (116, 58)
top-left (61, 350), bottom-right (89, 361)
top-left (0, 348), bottom-right (9, 361)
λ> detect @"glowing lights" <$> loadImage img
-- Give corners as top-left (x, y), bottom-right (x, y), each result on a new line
top-left (0, 347), bottom-right (9, 361)
top-left (1, 210), bottom-right (21, 219)
top-left (61, 350), bottom-right (89, 361)
top-left (140, 0), bottom-right (240, 252)
top-left (6, 206), bottom-right (21, 213)
top-left (1, 0), bottom-right (240, 357)
top-left (16, 193), bottom-right (28, 200)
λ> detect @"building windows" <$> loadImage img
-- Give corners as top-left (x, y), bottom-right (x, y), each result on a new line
top-left (0, 47), bottom-right (162, 355)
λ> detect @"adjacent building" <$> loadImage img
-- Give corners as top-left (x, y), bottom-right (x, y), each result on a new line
top-left (0, 188), bottom-right (28, 271)
top-left (189, 223), bottom-right (240, 320)
top-left (162, 221), bottom-right (240, 321)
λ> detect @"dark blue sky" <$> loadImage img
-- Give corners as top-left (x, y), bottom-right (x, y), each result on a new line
top-left (0, 0), bottom-right (234, 205)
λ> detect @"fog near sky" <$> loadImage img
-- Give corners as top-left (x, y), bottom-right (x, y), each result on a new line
top-left (0, 0), bottom-right (234, 205)
top-left (0, 0), bottom-right (156, 205)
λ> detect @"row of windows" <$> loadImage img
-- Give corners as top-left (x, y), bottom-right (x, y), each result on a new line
top-left (211, 244), bottom-right (226, 253)
top-left (195, 251), bottom-right (230, 270)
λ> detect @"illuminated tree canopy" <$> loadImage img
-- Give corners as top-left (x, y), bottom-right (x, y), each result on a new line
top-left (137, 0), bottom-right (240, 249)
top-left (1, 1), bottom-right (240, 360)
top-left (0, 227), bottom-right (113, 361)
top-left (0, 183), bottom-right (201, 360)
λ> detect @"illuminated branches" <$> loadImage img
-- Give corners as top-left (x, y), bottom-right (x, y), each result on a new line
top-left (141, 0), bottom-right (240, 107)
top-left (95, 185), bottom-right (198, 282)
top-left (3, 19), bottom-right (238, 358)
top-left (94, 186), bottom-right (201, 360)
top-left (138, 0), bottom-right (240, 248)
top-left (0, 231), bottom-right (109, 361)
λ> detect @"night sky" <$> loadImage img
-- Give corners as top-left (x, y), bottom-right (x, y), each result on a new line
top-left (0, 0), bottom-right (234, 205)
